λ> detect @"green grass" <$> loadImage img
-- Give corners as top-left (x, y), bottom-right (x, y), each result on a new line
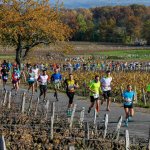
top-left (0, 54), bottom-right (15, 59)
top-left (77, 49), bottom-right (150, 60)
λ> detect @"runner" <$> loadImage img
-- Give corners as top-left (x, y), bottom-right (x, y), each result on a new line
top-left (123, 84), bottom-right (135, 127)
top-left (64, 73), bottom-right (79, 115)
top-left (100, 70), bottom-right (112, 111)
top-left (1, 65), bottom-right (9, 91)
top-left (14, 66), bottom-right (21, 85)
top-left (88, 75), bottom-right (101, 115)
top-left (37, 70), bottom-right (50, 102)
top-left (32, 64), bottom-right (39, 92)
top-left (11, 69), bottom-right (20, 94)
top-left (51, 68), bottom-right (62, 101)
top-left (27, 67), bottom-right (35, 95)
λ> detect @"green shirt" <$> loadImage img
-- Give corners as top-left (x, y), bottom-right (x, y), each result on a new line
top-left (146, 84), bottom-right (150, 92)
top-left (89, 80), bottom-right (101, 96)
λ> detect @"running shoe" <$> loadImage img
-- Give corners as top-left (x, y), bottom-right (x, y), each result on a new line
top-left (124, 119), bottom-right (128, 127)
top-left (88, 108), bottom-right (91, 113)
top-left (128, 116), bottom-right (132, 122)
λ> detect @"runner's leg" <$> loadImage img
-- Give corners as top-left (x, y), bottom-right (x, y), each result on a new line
top-left (96, 99), bottom-right (100, 113)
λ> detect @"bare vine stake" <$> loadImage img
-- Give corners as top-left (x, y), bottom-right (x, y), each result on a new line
top-left (103, 114), bottom-right (108, 139)
top-left (69, 104), bottom-right (77, 129)
top-left (113, 116), bottom-right (122, 141)
top-left (28, 96), bottom-right (33, 115)
top-left (125, 130), bottom-right (130, 150)
top-left (142, 88), bottom-right (146, 105)
top-left (45, 99), bottom-right (50, 119)
top-left (94, 108), bottom-right (97, 125)
top-left (21, 92), bottom-right (26, 114)
top-left (34, 97), bottom-right (40, 116)
top-left (134, 86), bottom-right (137, 104)
top-left (0, 135), bottom-right (7, 150)
top-left (80, 107), bottom-right (85, 126)
top-left (69, 145), bottom-right (75, 150)
top-left (120, 86), bottom-right (123, 96)
top-left (50, 116), bottom-right (54, 140)
top-left (148, 126), bottom-right (150, 150)
top-left (8, 91), bottom-right (11, 109)
top-left (2, 90), bottom-right (7, 106)
top-left (84, 122), bottom-right (89, 141)
top-left (51, 102), bottom-right (55, 119)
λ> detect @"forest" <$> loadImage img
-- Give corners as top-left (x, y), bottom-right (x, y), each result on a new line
top-left (61, 5), bottom-right (150, 45)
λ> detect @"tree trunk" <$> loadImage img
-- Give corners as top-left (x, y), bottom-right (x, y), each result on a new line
top-left (23, 46), bottom-right (30, 59)
top-left (16, 35), bottom-right (22, 69)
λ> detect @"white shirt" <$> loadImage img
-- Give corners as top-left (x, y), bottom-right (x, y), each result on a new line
top-left (32, 68), bottom-right (39, 79)
top-left (39, 75), bottom-right (49, 85)
top-left (101, 76), bottom-right (112, 91)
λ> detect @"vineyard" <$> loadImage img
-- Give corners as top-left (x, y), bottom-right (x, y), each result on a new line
top-left (47, 70), bottom-right (150, 108)
top-left (0, 86), bottom-right (149, 150)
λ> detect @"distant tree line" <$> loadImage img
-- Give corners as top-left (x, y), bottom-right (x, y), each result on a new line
top-left (61, 5), bottom-right (150, 45)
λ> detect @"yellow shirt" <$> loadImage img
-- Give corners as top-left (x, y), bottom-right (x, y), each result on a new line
top-left (89, 80), bottom-right (101, 96)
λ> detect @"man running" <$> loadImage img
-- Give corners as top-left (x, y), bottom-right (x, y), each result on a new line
top-left (38, 70), bottom-right (50, 102)
top-left (100, 70), bottom-right (112, 111)
top-left (88, 75), bottom-right (101, 115)
top-left (123, 85), bottom-right (135, 127)
top-left (51, 68), bottom-right (62, 101)
top-left (64, 74), bottom-right (79, 115)
top-left (1, 65), bottom-right (9, 91)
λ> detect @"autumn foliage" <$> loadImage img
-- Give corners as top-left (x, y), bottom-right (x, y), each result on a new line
top-left (0, 0), bottom-right (72, 66)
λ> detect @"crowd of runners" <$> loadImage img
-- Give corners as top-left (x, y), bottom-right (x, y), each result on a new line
top-left (0, 59), bottom-right (150, 127)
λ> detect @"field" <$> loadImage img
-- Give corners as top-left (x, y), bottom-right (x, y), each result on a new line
top-left (0, 42), bottom-right (150, 149)
top-left (0, 42), bottom-right (150, 62)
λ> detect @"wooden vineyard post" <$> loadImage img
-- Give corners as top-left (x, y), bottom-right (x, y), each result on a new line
top-left (94, 109), bottom-right (97, 125)
top-left (50, 102), bottom-right (55, 140)
top-left (69, 145), bottom-right (75, 150)
top-left (134, 86), bottom-right (137, 104)
top-left (142, 88), bottom-right (147, 106)
top-left (0, 135), bottom-right (7, 150)
top-left (21, 92), bottom-right (26, 114)
top-left (69, 104), bottom-right (77, 129)
top-left (28, 96), bottom-right (33, 115)
top-left (50, 116), bottom-right (54, 140)
top-left (83, 80), bottom-right (86, 96)
top-left (2, 90), bottom-right (7, 106)
top-left (113, 116), bottom-right (122, 141)
top-left (84, 122), bottom-right (89, 141)
top-left (51, 102), bottom-right (55, 119)
top-left (80, 107), bottom-right (85, 127)
top-left (44, 99), bottom-right (50, 119)
top-left (148, 126), bottom-right (150, 150)
top-left (103, 114), bottom-right (108, 139)
top-left (125, 130), bottom-right (130, 150)
top-left (34, 97), bottom-right (40, 116)
top-left (8, 91), bottom-right (11, 109)
top-left (120, 86), bottom-right (123, 96)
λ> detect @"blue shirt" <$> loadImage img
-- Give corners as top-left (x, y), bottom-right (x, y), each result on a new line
top-left (123, 90), bottom-right (135, 105)
top-left (51, 73), bottom-right (62, 83)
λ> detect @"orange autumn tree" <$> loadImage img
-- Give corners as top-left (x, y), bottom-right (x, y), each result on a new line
top-left (0, 0), bottom-right (72, 66)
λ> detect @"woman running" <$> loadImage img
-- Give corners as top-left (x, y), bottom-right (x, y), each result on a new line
top-left (123, 84), bottom-right (135, 127)
top-left (11, 69), bottom-right (20, 94)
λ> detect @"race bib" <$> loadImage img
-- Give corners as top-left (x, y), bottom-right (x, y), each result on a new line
top-left (30, 77), bottom-right (35, 81)
top-left (41, 82), bottom-right (47, 85)
top-left (54, 79), bottom-right (60, 84)
top-left (93, 93), bottom-right (99, 99)
top-left (3, 76), bottom-right (8, 80)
